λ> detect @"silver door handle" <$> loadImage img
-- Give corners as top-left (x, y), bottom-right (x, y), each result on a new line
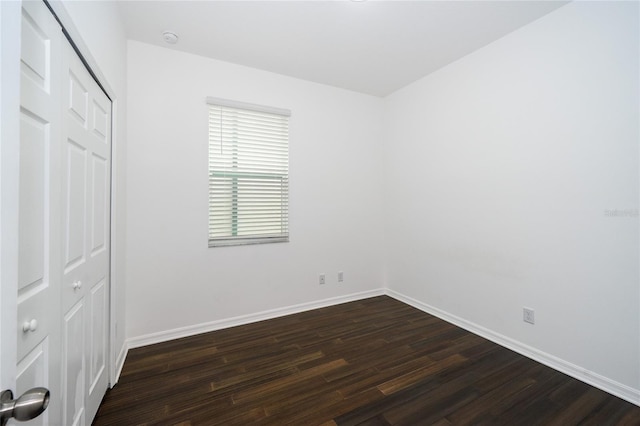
top-left (0, 388), bottom-right (49, 426)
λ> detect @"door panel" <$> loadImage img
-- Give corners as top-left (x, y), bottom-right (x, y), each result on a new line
top-left (69, 72), bottom-right (88, 125)
top-left (92, 101), bottom-right (109, 141)
top-left (20, 6), bottom-right (48, 91)
top-left (91, 154), bottom-right (107, 255)
top-left (89, 279), bottom-right (107, 393)
top-left (17, 112), bottom-right (46, 292)
top-left (61, 34), bottom-right (112, 424)
top-left (63, 301), bottom-right (85, 426)
top-left (16, 2), bottom-right (62, 425)
top-left (16, 339), bottom-right (49, 426)
top-left (64, 139), bottom-right (87, 273)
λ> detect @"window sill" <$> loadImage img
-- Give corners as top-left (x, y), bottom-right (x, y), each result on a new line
top-left (208, 236), bottom-right (289, 248)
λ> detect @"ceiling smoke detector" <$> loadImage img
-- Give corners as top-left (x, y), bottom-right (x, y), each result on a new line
top-left (162, 31), bottom-right (179, 44)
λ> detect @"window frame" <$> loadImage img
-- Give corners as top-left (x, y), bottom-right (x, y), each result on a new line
top-left (207, 97), bottom-right (291, 247)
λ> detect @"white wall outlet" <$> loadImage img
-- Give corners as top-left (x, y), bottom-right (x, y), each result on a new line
top-left (338, 271), bottom-right (344, 282)
top-left (319, 274), bottom-right (326, 285)
top-left (523, 307), bottom-right (535, 324)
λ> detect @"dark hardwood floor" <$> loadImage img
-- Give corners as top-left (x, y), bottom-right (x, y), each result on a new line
top-left (93, 296), bottom-right (640, 425)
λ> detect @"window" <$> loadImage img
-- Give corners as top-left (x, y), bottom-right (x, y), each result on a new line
top-left (207, 97), bottom-right (290, 247)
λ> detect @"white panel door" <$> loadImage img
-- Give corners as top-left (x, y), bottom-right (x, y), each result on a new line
top-left (15, 1), bottom-right (63, 424)
top-left (0, 0), bottom-right (22, 406)
top-left (60, 35), bottom-right (112, 425)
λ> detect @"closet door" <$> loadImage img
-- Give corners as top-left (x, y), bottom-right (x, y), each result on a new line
top-left (7, 2), bottom-right (112, 425)
top-left (60, 35), bottom-right (112, 425)
top-left (15, 1), bottom-right (63, 424)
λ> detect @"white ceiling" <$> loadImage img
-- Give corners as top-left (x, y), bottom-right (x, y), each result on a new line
top-left (118, 1), bottom-right (568, 97)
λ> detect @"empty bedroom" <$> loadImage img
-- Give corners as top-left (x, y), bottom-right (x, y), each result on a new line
top-left (0, 0), bottom-right (638, 425)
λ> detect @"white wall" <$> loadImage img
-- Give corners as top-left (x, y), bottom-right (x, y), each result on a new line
top-left (125, 41), bottom-right (385, 339)
top-left (384, 0), bottom-right (639, 396)
top-left (56, 0), bottom-right (128, 376)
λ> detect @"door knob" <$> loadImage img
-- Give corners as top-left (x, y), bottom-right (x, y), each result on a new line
top-left (22, 319), bottom-right (37, 333)
top-left (0, 388), bottom-right (49, 426)
top-left (72, 280), bottom-right (82, 290)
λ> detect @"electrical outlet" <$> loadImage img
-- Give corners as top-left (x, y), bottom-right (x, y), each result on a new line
top-left (319, 274), bottom-right (325, 285)
top-left (338, 271), bottom-right (344, 282)
top-left (523, 307), bottom-right (535, 324)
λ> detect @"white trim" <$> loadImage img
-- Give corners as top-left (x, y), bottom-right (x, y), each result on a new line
top-left (113, 341), bottom-right (128, 384)
top-left (206, 96), bottom-right (291, 117)
top-left (107, 97), bottom-right (123, 386)
top-left (209, 236), bottom-right (289, 248)
top-left (385, 288), bottom-right (640, 407)
top-left (126, 289), bottom-right (385, 349)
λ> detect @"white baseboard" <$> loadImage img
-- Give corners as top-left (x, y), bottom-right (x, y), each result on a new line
top-left (385, 289), bottom-right (640, 407)
top-left (126, 288), bottom-right (386, 350)
top-left (120, 286), bottom-right (639, 407)
top-left (113, 341), bottom-right (129, 385)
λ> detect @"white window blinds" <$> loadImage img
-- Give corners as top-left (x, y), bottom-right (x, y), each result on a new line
top-left (207, 97), bottom-right (290, 247)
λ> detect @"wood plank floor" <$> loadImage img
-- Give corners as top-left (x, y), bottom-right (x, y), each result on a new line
top-left (93, 296), bottom-right (640, 425)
